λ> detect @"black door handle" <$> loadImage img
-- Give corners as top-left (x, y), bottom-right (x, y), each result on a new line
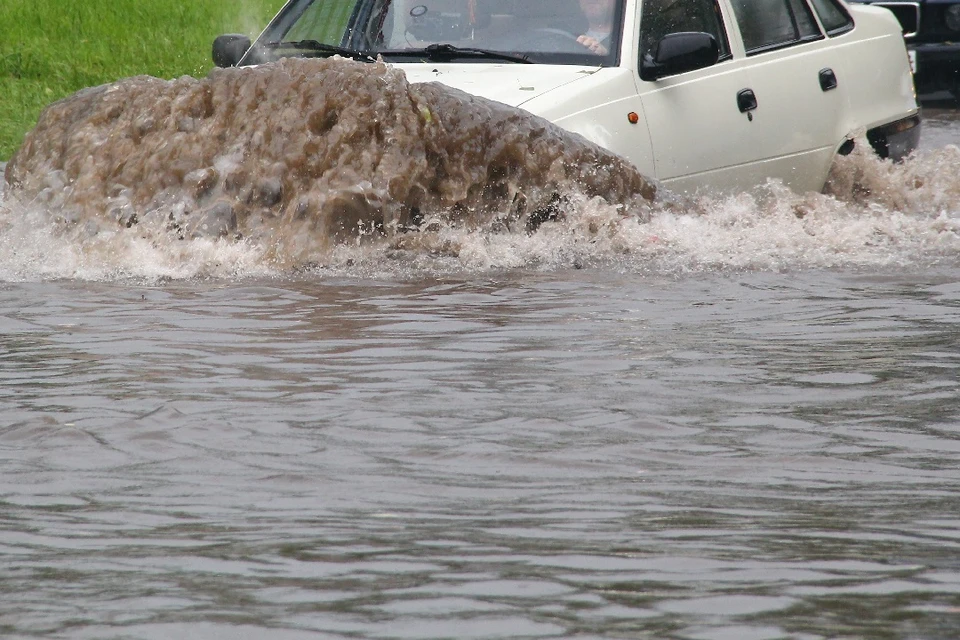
top-left (819, 68), bottom-right (838, 91)
top-left (737, 88), bottom-right (758, 113)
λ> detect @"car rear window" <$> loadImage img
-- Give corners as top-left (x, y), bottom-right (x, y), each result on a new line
top-left (808, 0), bottom-right (854, 35)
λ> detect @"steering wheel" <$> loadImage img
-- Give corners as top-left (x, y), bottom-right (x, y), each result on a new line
top-left (528, 27), bottom-right (585, 50)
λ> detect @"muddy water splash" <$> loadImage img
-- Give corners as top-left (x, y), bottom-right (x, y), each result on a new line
top-left (3, 57), bottom-right (654, 264)
top-left (3, 59), bottom-right (960, 280)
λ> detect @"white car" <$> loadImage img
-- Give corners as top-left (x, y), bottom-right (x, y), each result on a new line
top-left (214, 0), bottom-right (920, 195)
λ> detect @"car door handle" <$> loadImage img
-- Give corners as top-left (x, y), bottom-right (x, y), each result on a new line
top-left (737, 89), bottom-right (758, 113)
top-left (819, 68), bottom-right (838, 92)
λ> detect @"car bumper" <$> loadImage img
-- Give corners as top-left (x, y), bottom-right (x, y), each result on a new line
top-left (867, 114), bottom-right (922, 161)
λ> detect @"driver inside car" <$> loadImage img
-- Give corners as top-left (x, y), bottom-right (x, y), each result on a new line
top-left (510, 0), bottom-right (616, 55)
top-left (576, 0), bottom-right (616, 54)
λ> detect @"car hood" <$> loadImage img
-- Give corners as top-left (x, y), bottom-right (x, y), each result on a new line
top-left (396, 64), bottom-right (601, 108)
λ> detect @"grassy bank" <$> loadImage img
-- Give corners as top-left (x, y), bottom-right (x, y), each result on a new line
top-left (0, 0), bottom-right (286, 160)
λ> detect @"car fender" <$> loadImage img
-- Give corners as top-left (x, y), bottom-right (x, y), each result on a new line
top-left (519, 68), bottom-right (656, 179)
top-left (834, 5), bottom-right (919, 142)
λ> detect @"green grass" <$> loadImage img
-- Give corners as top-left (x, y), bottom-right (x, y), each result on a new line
top-left (0, 0), bottom-right (287, 160)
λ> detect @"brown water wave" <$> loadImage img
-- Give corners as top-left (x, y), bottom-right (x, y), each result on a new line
top-left (3, 57), bottom-right (654, 264)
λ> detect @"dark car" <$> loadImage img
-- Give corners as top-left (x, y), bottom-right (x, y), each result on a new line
top-left (852, 0), bottom-right (960, 97)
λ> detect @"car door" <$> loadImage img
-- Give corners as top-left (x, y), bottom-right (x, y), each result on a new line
top-left (726, 0), bottom-right (847, 193)
top-left (636, 0), bottom-right (770, 194)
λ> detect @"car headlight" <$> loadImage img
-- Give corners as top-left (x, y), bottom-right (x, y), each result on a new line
top-left (946, 5), bottom-right (960, 32)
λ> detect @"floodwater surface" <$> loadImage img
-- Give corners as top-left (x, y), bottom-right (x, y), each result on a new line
top-left (0, 73), bottom-right (959, 640)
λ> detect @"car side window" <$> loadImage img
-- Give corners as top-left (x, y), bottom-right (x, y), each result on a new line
top-left (808, 0), bottom-right (854, 35)
top-left (639, 0), bottom-right (731, 62)
top-left (285, 0), bottom-right (359, 44)
top-left (730, 0), bottom-right (822, 53)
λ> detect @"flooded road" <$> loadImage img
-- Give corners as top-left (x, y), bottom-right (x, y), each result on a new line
top-left (1, 105), bottom-right (960, 639)
top-left (919, 105), bottom-right (960, 151)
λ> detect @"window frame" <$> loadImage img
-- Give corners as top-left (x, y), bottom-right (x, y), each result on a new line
top-left (637, 0), bottom-right (735, 68)
top-left (808, 0), bottom-right (855, 36)
top-left (730, 0), bottom-right (827, 56)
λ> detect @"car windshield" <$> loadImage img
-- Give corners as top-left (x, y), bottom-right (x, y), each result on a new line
top-left (245, 0), bottom-right (625, 66)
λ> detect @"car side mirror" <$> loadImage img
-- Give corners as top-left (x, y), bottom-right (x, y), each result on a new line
top-left (213, 34), bottom-right (252, 68)
top-left (640, 32), bottom-right (720, 81)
